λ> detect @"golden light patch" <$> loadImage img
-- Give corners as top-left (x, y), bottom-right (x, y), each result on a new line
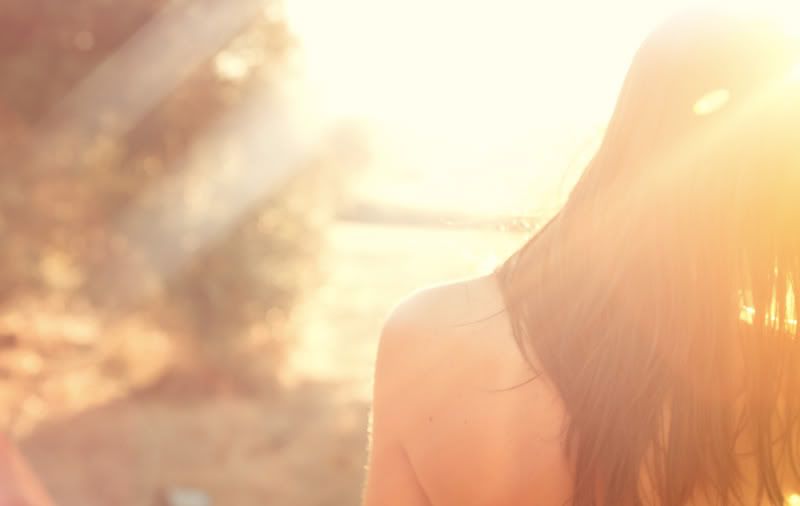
top-left (693, 88), bottom-right (731, 116)
top-left (213, 51), bottom-right (250, 82)
top-left (787, 493), bottom-right (800, 506)
top-left (739, 305), bottom-right (756, 324)
top-left (791, 62), bottom-right (800, 82)
top-left (783, 12), bottom-right (800, 39)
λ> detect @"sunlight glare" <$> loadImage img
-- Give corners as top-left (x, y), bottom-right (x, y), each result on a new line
top-left (787, 493), bottom-right (800, 506)
top-left (113, 84), bottom-right (325, 302)
top-left (740, 305), bottom-right (756, 324)
top-left (283, 0), bottom-right (800, 217)
top-left (791, 62), bottom-right (800, 81)
top-left (214, 51), bottom-right (251, 82)
top-left (693, 88), bottom-right (731, 116)
top-left (282, 0), bottom-right (660, 215)
top-left (781, 8), bottom-right (800, 38)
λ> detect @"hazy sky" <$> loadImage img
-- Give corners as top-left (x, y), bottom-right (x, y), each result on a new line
top-left (282, 0), bottom-right (799, 216)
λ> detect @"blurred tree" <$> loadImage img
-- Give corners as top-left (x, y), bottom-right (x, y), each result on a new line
top-left (0, 0), bottom-right (362, 390)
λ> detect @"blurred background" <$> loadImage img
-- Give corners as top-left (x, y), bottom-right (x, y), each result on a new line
top-left (0, 0), bottom-right (797, 505)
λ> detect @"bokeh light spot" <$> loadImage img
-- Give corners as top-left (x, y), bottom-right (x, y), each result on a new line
top-left (693, 88), bottom-right (731, 116)
top-left (214, 51), bottom-right (251, 82)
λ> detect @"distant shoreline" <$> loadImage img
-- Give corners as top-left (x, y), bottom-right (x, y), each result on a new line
top-left (336, 202), bottom-right (538, 232)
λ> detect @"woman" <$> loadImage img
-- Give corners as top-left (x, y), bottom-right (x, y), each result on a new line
top-left (362, 10), bottom-right (800, 506)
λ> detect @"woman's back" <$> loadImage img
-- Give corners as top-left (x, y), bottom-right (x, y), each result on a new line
top-left (364, 273), bottom-right (572, 505)
top-left (368, 274), bottom-right (799, 506)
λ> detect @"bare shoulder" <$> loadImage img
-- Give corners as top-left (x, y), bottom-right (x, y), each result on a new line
top-left (372, 273), bottom-right (573, 505)
top-left (374, 273), bottom-right (516, 393)
top-left (373, 272), bottom-right (515, 413)
top-left (372, 272), bottom-right (537, 437)
top-left (365, 276), bottom-right (504, 506)
top-left (381, 273), bottom-right (506, 340)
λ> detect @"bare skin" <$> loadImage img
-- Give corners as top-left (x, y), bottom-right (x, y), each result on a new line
top-left (362, 273), bottom-right (573, 506)
top-left (362, 272), bottom-right (800, 506)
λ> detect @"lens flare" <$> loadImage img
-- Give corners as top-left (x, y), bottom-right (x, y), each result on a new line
top-left (693, 88), bottom-right (731, 116)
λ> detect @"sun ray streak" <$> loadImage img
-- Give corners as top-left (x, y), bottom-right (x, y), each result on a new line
top-left (28, 0), bottom-right (264, 173)
top-left (102, 85), bottom-right (328, 305)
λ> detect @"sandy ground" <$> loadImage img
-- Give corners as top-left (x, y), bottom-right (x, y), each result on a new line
top-left (13, 219), bottom-right (525, 506)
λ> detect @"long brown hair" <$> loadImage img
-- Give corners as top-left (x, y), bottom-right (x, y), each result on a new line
top-left (495, 11), bottom-right (800, 506)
